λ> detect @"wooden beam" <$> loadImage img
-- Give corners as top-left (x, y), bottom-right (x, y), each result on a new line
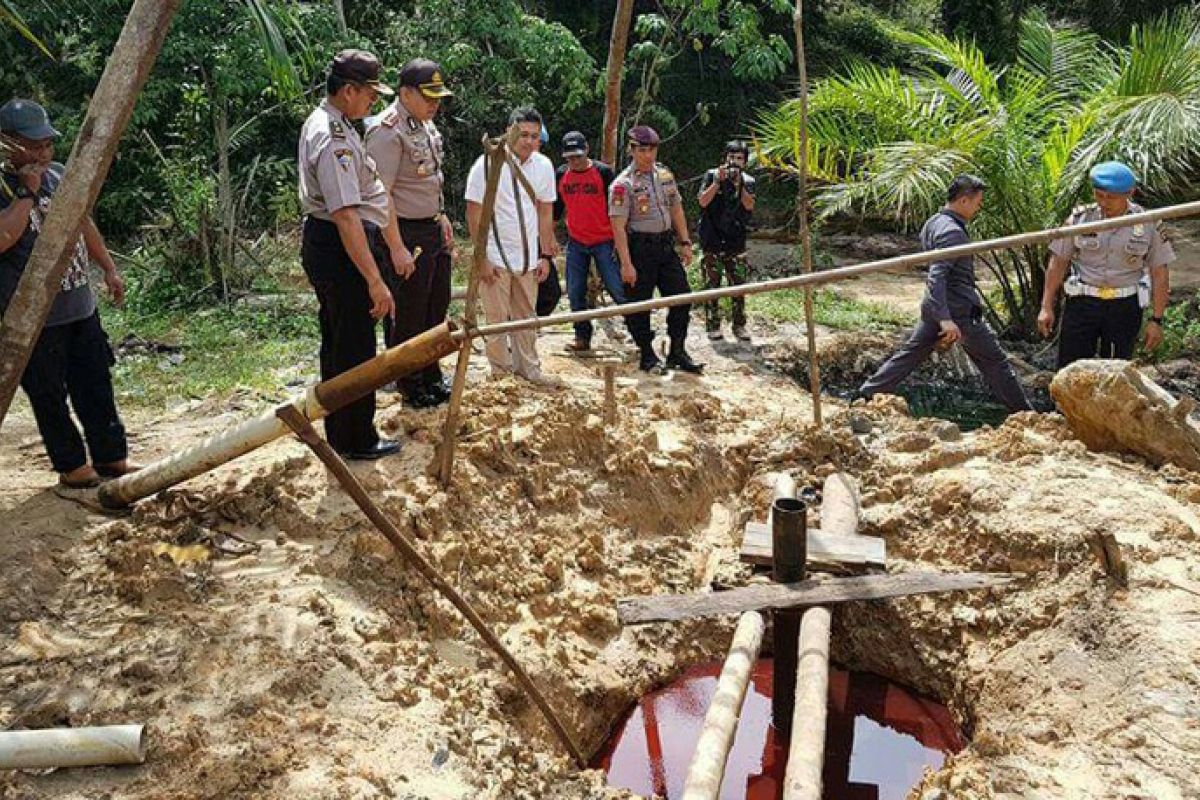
top-left (617, 571), bottom-right (1016, 626)
top-left (741, 522), bottom-right (885, 569)
top-left (0, 0), bottom-right (182, 430)
top-left (681, 612), bottom-right (765, 800)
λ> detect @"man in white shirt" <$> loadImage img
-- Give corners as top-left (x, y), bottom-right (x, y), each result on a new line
top-left (464, 107), bottom-right (559, 384)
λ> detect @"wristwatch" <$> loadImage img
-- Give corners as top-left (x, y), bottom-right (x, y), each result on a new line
top-left (1149, 316), bottom-right (1164, 325)
top-left (13, 185), bottom-right (35, 201)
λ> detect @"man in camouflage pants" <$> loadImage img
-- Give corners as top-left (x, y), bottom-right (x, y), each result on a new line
top-left (697, 140), bottom-right (755, 341)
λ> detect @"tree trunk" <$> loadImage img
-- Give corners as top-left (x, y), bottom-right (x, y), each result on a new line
top-left (794, 0), bottom-right (822, 426)
top-left (215, 97), bottom-right (234, 300)
top-left (0, 0), bottom-right (182, 431)
top-left (331, 0), bottom-right (347, 35)
top-left (600, 0), bottom-right (635, 165)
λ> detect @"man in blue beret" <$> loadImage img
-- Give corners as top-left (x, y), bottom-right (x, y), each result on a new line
top-left (1039, 161), bottom-right (1175, 368)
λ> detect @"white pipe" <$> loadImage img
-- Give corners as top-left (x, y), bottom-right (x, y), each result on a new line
top-left (681, 611), bottom-right (766, 800)
top-left (783, 608), bottom-right (832, 800)
top-left (0, 725), bottom-right (146, 770)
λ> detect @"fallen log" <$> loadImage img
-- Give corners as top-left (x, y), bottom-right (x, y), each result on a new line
top-left (617, 571), bottom-right (1016, 625)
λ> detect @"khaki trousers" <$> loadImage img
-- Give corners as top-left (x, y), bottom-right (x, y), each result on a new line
top-left (480, 269), bottom-right (541, 377)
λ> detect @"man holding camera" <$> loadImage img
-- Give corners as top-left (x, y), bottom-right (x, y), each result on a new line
top-left (697, 140), bottom-right (755, 341)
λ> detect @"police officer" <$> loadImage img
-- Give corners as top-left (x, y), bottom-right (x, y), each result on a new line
top-left (366, 58), bottom-right (454, 409)
top-left (609, 125), bottom-right (701, 374)
top-left (697, 140), bottom-right (756, 341)
top-left (299, 49), bottom-right (414, 459)
top-left (1039, 161), bottom-right (1175, 368)
top-left (857, 174), bottom-right (1030, 413)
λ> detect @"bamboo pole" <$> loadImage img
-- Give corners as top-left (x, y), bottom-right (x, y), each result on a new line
top-left (782, 472), bottom-right (858, 800)
top-left (680, 611), bottom-right (766, 800)
top-left (437, 127), bottom-right (518, 486)
top-left (461, 199), bottom-right (1200, 341)
top-left (793, 0), bottom-right (822, 426)
top-left (0, 0), bottom-right (182, 431)
top-left (276, 405), bottom-right (586, 768)
top-left (98, 322), bottom-right (459, 509)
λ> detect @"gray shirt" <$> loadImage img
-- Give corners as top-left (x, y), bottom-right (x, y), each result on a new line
top-left (1049, 202), bottom-right (1175, 288)
top-left (609, 162), bottom-right (681, 234)
top-left (919, 209), bottom-right (981, 322)
top-left (365, 100), bottom-right (445, 220)
top-left (298, 99), bottom-right (390, 228)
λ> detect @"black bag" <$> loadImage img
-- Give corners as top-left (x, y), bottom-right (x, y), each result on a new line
top-left (536, 258), bottom-right (563, 316)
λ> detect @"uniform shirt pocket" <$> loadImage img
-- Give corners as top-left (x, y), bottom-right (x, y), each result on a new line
top-left (1075, 234), bottom-right (1101, 251)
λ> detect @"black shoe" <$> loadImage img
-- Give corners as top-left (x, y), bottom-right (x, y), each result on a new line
top-left (425, 381), bottom-right (451, 404)
top-left (638, 349), bottom-right (664, 374)
top-left (340, 439), bottom-right (402, 461)
top-left (405, 390), bottom-right (441, 409)
top-left (665, 345), bottom-right (704, 374)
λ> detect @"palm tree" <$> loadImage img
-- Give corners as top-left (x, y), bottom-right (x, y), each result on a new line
top-left (756, 9), bottom-right (1200, 338)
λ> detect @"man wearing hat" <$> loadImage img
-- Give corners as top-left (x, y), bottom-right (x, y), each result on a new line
top-left (609, 125), bottom-right (701, 374)
top-left (697, 139), bottom-right (756, 341)
top-left (857, 174), bottom-right (1030, 412)
top-left (366, 58), bottom-right (454, 409)
top-left (299, 49), bottom-right (412, 459)
top-left (0, 99), bottom-right (137, 488)
top-left (553, 130), bottom-right (629, 351)
top-left (1039, 160), bottom-right (1175, 368)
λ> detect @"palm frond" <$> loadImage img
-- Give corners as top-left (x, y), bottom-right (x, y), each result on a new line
top-left (1017, 9), bottom-right (1112, 100)
top-left (894, 28), bottom-right (1001, 111)
top-left (1, 0), bottom-right (52, 58)
top-left (242, 0), bottom-right (301, 99)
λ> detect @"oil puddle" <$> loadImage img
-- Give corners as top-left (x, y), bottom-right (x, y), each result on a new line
top-left (593, 659), bottom-right (964, 799)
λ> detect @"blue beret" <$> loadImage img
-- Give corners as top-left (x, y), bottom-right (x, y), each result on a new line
top-left (1089, 161), bottom-right (1136, 193)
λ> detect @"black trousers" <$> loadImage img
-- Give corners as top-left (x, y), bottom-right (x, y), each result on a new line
top-left (301, 216), bottom-right (383, 453)
top-left (625, 232), bottom-right (691, 349)
top-left (1057, 295), bottom-right (1142, 369)
top-left (382, 218), bottom-right (451, 396)
top-left (20, 310), bottom-right (127, 473)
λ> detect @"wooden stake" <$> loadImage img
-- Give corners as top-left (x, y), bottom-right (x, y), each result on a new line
top-left (793, 0), bottom-right (822, 427)
top-left (0, 0), bottom-right (182, 430)
top-left (681, 612), bottom-right (766, 800)
top-left (437, 129), bottom-right (514, 486)
top-left (602, 362), bottom-right (617, 426)
top-left (276, 405), bottom-right (586, 768)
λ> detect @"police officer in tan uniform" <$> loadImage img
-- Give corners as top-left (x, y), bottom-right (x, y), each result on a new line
top-left (609, 125), bottom-right (701, 374)
top-left (1039, 161), bottom-right (1175, 369)
top-left (366, 59), bottom-right (455, 408)
top-left (299, 49), bottom-right (415, 459)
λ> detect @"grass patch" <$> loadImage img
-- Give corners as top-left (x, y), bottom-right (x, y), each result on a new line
top-left (102, 299), bottom-right (320, 409)
top-left (746, 287), bottom-right (914, 330)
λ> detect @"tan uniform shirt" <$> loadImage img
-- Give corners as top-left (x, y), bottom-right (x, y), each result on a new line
top-left (298, 99), bottom-right (389, 228)
top-left (365, 100), bottom-right (445, 220)
top-left (608, 162), bottom-right (681, 234)
top-left (1049, 202), bottom-right (1175, 288)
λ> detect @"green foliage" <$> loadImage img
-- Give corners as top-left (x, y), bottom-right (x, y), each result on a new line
top-left (755, 8), bottom-right (1200, 339)
top-left (747, 287), bottom-right (914, 329)
top-left (1150, 291), bottom-right (1200, 362)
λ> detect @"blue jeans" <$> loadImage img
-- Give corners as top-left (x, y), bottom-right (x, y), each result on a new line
top-left (565, 238), bottom-right (627, 343)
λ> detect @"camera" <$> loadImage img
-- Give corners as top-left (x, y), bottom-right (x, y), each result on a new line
top-left (721, 163), bottom-right (742, 187)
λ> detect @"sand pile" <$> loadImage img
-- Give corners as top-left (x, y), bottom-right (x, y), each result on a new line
top-left (2, 351), bottom-right (1199, 799)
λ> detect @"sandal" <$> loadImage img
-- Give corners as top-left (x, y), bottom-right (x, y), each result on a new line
top-left (58, 473), bottom-right (101, 489)
top-left (95, 462), bottom-right (142, 479)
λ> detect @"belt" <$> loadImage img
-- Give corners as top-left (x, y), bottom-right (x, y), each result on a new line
top-left (1065, 279), bottom-right (1138, 300)
top-left (629, 230), bottom-right (673, 240)
top-left (398, 216), bottom-right (440, 225)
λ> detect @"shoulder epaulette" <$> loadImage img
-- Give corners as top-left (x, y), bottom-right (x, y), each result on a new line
top-left (380, 108), bottom-right (401, 128)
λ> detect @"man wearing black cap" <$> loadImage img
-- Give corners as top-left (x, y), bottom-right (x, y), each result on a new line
top-left (0, 99), bottom-right (137, 488)
top-left (856, 174), bottom-right (1030, 413)
top-left (299, 49), bottom-right (413, 459)
top-left (698, 140), bottom-right (756, 341)
top-left (553, 130), bottom-right (628, 352)
top-left (367, 58), bottom-right (455, 409)
top-left (609, 125), bottom-right (701, 374)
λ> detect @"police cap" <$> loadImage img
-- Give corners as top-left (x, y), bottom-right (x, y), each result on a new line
top-left (331, 49), bottom-right (394, 96)
top-left (399, 59), bottom-right (453, 99)
top-left (627, 125), bottom-right (660, 146)
top-left (1089, 161), bottom-right (1136, 193)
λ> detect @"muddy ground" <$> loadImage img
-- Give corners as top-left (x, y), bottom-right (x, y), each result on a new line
top-left (2, 232), bottom-right (1200, 800)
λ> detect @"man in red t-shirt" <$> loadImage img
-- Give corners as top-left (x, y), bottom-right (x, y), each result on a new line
top-left (554, 131), bottom-right (630, 351)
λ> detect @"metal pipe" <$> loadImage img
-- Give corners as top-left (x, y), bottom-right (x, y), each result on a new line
top-left (458, 200), bottom-right (1200, 341)
top-left (98, 321), bottom-right (460, 508)
top-left (681, 611), bottom-right (766, 800)
top-left (0, 725), bottom-right (145, 770)
top-left (771, 490), bottom-right (807, 740)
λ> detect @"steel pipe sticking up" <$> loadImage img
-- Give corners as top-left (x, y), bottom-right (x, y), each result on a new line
top-left (771, 479), bottom-right (808, 740)
top-left (0, 725), bottom-right (146, 770)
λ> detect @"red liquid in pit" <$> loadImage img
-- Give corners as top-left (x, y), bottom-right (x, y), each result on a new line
top-left (593, 660), bottom-right (965, 800)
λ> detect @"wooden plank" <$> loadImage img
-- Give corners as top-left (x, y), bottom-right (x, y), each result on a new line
top-left (741, 521), bottom-right (885, 568)
top-left (617, 571), bottom-right (1016, 626)
top-left (0, 0), bottom-right (182, 430)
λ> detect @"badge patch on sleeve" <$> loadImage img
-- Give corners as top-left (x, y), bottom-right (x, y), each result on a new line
top-left (335, 148), bottom-right (353, 171)
top-left (611, 184), bottom-right (626, 207)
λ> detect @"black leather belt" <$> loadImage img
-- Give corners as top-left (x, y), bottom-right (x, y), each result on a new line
top-left (629, 230), bottom-right (673, 240)
top-left (399, 216), bottom-right (440, 225)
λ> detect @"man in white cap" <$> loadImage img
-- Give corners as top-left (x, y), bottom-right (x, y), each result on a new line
top-left (0, 99), bottom-right (136, 488)
top-left (1039, 161), bottom-right (1175, 368)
